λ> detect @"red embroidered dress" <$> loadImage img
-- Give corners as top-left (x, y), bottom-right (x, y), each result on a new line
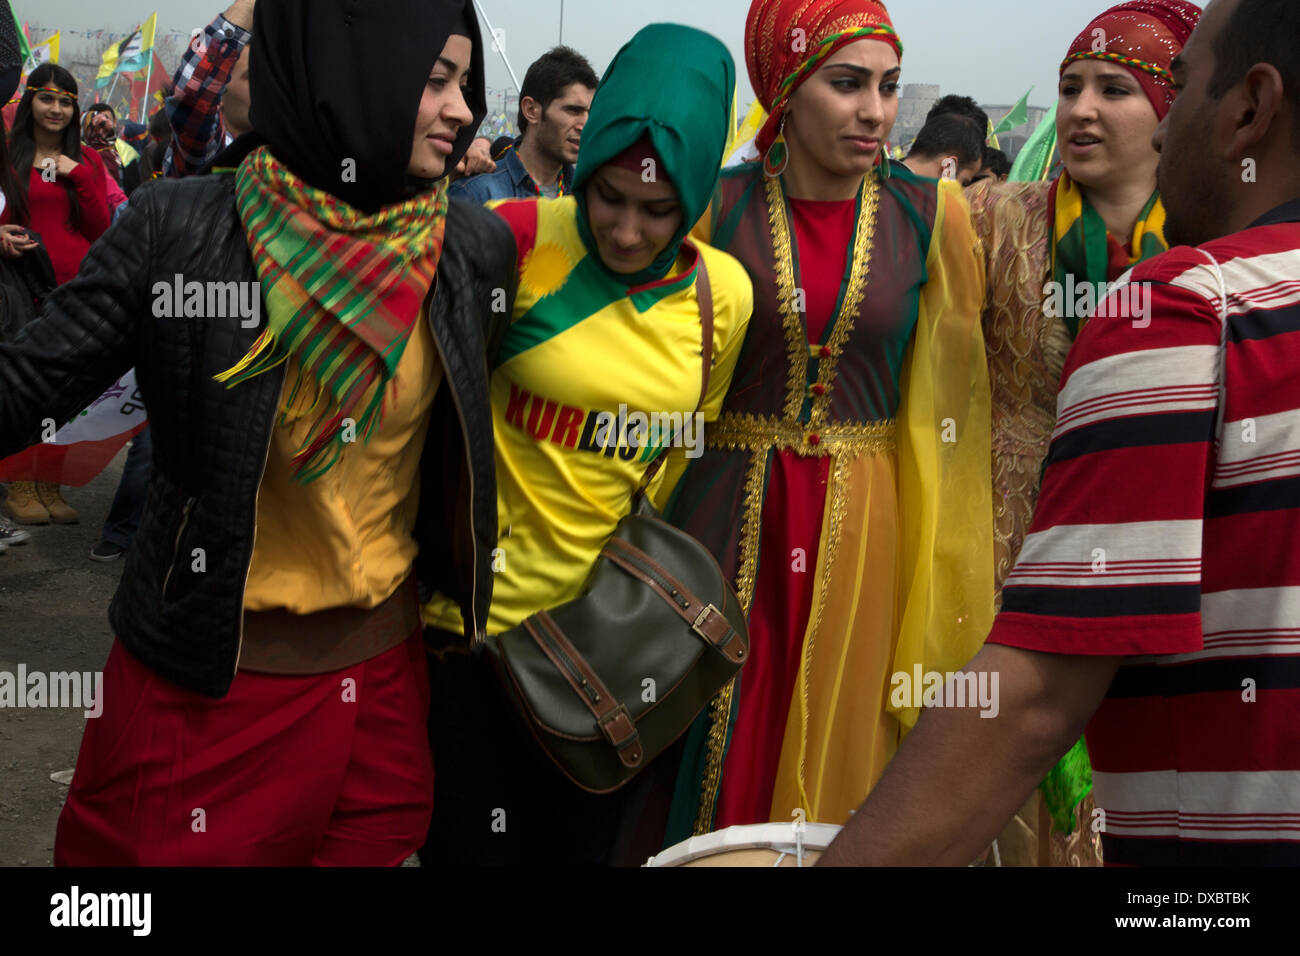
top-left (663, 160), bottom-right (995, 840)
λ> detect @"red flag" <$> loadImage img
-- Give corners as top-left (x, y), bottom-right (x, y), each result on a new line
top-left (123, 52), bottom-right (169, 122)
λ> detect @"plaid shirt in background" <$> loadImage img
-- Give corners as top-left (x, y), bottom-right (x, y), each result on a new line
top-left (162, 14), bottom-right (251, 178)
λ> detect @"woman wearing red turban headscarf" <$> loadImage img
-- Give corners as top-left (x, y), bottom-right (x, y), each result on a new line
top-left (968, 0), bottom-right (1200, 866)
top-left (661, 0), bottom-right (996, 844)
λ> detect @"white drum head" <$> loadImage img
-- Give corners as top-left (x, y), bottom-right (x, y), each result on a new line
top-left (645, 822), bottom-right (841, 868)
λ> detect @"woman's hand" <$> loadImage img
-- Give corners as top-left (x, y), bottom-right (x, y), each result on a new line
top-left (55, 155), bottom-right (80, 178)
top-left (0, 224), bottom-right (38, 258)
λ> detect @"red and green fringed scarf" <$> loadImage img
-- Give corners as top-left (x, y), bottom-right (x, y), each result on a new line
top-left (217, 146), bottom-right (448, 482)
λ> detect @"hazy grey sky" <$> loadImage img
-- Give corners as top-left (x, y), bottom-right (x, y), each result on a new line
top-left (17, 0), bottom-right (1170, 110)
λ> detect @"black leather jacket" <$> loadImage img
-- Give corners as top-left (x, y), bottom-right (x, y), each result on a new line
top-left (0, 174), bottom-right (515, 697)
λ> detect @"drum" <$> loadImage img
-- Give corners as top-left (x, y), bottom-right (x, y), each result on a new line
top-left (645, 822), bottom-right (841, 867)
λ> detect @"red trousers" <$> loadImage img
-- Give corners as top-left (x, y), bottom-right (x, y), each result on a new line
top-left (55, 630), bottom-right (432, 866)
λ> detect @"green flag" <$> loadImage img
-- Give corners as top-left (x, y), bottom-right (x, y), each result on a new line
top-left (993, 87), bottom-right (1033, 136)
top-left (9, 3), bottom-right (30, 65)
top-left (1009, 101), bottom-right (1058, 182)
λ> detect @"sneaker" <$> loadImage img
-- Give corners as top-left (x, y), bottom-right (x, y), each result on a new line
top-left (0, 517), bottom-right (30, 547)
top-left (89, 541), bottom-right (127, 563)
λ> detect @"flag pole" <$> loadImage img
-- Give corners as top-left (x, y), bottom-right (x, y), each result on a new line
top-left (140, 50), bottom-right (153, 122)
top-left (471, 0), bottom-right (522, 94)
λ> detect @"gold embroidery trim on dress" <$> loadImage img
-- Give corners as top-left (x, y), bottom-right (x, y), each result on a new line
top-left (810, 179), bottom-right (878, 426)
top-left (695, 683), bottom-right (735, 836)
top-left (794, 451), bottom-right (852, 819)
top-left (694, 448), bottom-right (767, 836)
top-left (763, 174), bottom-right (881, 425)
top-left (707, 411), bottom-right (896, 460)
top-left (733, 449), bottom-right (769, 615)
top-left (766, 177), bottom-right (809, 422)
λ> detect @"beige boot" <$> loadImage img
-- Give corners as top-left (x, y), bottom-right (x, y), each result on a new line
top-left (36, 482), bottom-right (79, 524)
top-left (2, 481), bottom-right (51, 525)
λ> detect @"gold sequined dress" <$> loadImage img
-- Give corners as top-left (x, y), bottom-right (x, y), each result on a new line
top-left (967, 178), bottom-right (1102, 867)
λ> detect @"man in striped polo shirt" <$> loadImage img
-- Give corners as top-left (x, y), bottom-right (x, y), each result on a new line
top-left (821, 0), bottom-right (1300, 866)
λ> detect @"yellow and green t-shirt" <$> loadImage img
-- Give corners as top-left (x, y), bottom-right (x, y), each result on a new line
top-left (422, 196), bottom-right (753, 635)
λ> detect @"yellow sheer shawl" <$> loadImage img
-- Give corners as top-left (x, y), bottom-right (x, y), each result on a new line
top-left (892, 178), bottom-right (996, 732)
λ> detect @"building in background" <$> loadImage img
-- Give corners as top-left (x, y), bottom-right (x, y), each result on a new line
top-left (892, 83), bottom-right (940, 151)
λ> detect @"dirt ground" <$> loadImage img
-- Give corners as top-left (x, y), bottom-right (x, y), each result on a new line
top-left (0, 451), bottom-right (125, 866)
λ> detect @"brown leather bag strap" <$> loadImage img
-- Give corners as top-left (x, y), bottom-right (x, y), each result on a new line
top-left (524, 611), bottom-right (644, 769)
top-left (692, 242), bottom-right (714, 414)
top-left (602, 537), bottom-right (746, 665)
top-left (638, 243), bottom-right (714, 493)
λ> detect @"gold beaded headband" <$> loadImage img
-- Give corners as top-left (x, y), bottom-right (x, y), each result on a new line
top-left (1059, 50), bottom-right (1172, 84)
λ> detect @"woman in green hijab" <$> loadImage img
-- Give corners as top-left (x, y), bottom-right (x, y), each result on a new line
top-left (419, 23), bottom-right (755, 866)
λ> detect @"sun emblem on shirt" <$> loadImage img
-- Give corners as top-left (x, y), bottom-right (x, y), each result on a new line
top-left (520, 242), bottom-right (573, 300)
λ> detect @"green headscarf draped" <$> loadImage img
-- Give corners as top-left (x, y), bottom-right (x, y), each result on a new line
top-left (574, 23), bottom-right (736, 286)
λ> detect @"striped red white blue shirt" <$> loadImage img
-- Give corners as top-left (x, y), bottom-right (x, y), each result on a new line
top-left (989, 199), bottom-right (1300, 866)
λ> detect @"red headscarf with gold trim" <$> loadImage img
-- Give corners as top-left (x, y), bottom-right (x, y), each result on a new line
top-left (745, 0), bottom-right (902, 159)
top-left (1061, 0), bottom-right (1201, 120)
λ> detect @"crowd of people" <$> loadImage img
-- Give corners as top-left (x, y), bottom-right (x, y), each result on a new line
top-left (0, 0), bottom-right (1297, 870)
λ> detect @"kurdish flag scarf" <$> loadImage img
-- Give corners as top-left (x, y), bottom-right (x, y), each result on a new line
top-left (1049, 171), bottom-right (1168, 340)
top-left (217, 146), bottom-right (448, 482)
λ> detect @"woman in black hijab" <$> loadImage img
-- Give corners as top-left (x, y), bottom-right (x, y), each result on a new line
top-left (240, 3), bottom-right (486, 211)
top-left (0, 0), bottom-right (516, 866)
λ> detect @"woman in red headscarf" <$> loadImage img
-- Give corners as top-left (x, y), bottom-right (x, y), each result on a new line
top-left (662, 0), bottom-right (995, 844)
top-left (969, 0), bottom-right (1201, 866)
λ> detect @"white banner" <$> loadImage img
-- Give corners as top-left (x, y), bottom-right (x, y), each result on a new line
top-left (52, 370), bottom-right (147, 445)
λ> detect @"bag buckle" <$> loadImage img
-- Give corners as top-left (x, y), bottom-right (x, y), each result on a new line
top-left (599, 703), bottom-right (642, 767)
top-left (693, 604), bottom-right (745, 662)
top-left (693, 603), bottom-right (722, 636)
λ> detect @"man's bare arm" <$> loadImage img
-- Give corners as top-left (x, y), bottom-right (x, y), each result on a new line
top-left (223, 0), bottom-right (256, 31)
top-left (818, 643), bottom-right (1120, 866)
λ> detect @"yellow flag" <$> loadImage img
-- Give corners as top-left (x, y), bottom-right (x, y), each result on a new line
top-left (96, 42), bottom-right (121, 84)
top-left (96, 14), bottom-right (157, 87)
top-left (723, 101), bottom-right (768, 166)
top-left (24, 31), bottom-right (59, 72)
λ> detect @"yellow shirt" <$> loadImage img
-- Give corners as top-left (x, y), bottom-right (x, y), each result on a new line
top-left (422, 196), bottom-right (752, 635)
top-left (244, 315), bottom-right (442, 613)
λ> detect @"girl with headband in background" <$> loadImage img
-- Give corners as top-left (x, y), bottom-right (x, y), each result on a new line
top-left (0, 64), bottom-right (111, 527)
